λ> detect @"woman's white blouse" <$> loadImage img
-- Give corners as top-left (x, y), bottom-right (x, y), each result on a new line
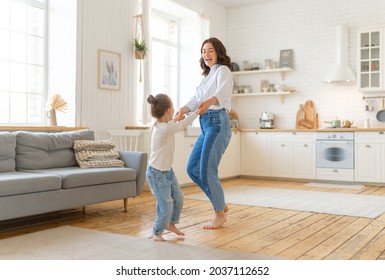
top-left (185, 64), bottom-right (233, 112)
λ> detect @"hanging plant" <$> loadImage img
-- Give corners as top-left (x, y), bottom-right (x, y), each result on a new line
top-left (134, 38), bottom-right (147, 60)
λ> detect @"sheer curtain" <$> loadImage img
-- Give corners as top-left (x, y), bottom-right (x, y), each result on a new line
top-left (141, 0), bottom-right (152, 125)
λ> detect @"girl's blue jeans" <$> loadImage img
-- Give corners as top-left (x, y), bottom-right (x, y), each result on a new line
top-left (187, 109), bottom-right (231, 212)
top-left (146, 166), bottom-right (183, 235)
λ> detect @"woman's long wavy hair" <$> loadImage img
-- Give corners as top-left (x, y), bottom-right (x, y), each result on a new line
top-left (199, 37), bottom-right (232, 76)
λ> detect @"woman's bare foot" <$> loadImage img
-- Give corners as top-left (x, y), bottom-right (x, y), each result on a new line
top-left (152, 234), bottom-right (166, 242)
top-left (224, 204), bottom-right (229, 213)
top-left (167, 224), bottom-right (185, 236)
top-left (204, 211), bottom-right (227, 230)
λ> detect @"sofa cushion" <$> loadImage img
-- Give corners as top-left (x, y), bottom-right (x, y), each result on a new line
top-left (0, 132), bottom-right (16, 172)
top-left (0, 172), bottom-right (61, 196)
top-left (15, 130), bottom-right (95, 170)
top-left (27, 166), bottom-right (136, 189)
top-left (73, 140), bottom-right (124, 168)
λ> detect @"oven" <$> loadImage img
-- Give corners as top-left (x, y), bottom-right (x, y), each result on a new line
top-left (316, 132), bottom-right (354, 169)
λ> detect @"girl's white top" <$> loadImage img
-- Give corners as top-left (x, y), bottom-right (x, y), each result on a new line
top-left (148, 112), bottom-right (198, 171)
top-left (185, 64), bottom-right (233, 112)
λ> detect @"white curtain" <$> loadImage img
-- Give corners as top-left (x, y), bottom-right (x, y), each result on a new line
top-left (141, 0), bottom-right (152, 125)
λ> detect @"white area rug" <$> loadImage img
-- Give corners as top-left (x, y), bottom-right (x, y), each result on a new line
top-left (185, 186), bottom-right (385, 218)
top-left (0, 226), bottom-right (275, 260)
top-left (304, 182), bottom-right (364, 190)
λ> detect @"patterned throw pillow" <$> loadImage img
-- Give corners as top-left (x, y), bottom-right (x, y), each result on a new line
top-left (73, 140), bottom-right (124, 168)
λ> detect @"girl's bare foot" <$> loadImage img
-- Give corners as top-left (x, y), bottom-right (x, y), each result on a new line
top-left (224, 204), bottom-right (229, 213)
top-left (152, 234), bottom-right (166, 242)
top-left (167, 224), bottom-right (185, 236)
top-left (204, 211), bottom-right (227, 230)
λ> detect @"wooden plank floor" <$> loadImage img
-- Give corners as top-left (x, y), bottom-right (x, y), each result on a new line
top-left (1, 177), bottom-right (385, 260)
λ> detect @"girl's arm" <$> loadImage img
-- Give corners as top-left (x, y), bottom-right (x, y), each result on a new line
top-left (175, 105), bottom-right (191, 119)
top-left (168, 108), bottom-right (202, 134)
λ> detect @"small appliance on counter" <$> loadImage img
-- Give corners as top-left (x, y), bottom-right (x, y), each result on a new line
top-left (260, 112), bottom-right (274, 129)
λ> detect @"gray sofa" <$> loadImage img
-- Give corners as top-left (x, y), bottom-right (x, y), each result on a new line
top-left (0, 129), bottom-right (147, 221)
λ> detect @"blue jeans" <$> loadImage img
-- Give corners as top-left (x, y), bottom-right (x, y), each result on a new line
top-left (187, 109), bottom-right (231, 212)
top-left (146, 166), bottom-right (184, 235)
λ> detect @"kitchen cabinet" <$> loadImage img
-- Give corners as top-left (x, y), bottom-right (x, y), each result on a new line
top-left (240, 132), bottom-right (272, 177)
top-left (173, 132), bottom-right (196, 185)
top-left (219, 132), bottom-right (241, 178)
top-left (316, 168), bottom-right (355, 182)
top-left (357, 27), bottom-right (384, 92)
top-left (355, 132), bottom-right (385, 183)
top-left (231, 68), bottom-right (294, 102)
top-left (271, 132), bottom-right (316, 179)
top-left (240, 131), bottom-right (316, 179)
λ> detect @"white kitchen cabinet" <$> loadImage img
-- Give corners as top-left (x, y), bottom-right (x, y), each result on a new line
top-left (271, 132), bottom-right (316, 179)
top-left (355, 132), bottom-right (385, 183)
top-left (293, 142), bottom-right (317, 179)
top-left (357, 27), bottom-right (384, 92)
top-left (316, 168), bottom-right (355, 182)
top-left (271, 141), bottom-right (292, 177)
top-left (173, 132), bottom-right (196, 185)
top-left (219, 131), bottom-right (241, 178)
top-left (240, 132), bottom-right (272, 177)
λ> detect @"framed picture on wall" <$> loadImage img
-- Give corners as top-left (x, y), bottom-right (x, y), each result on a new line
top-left (98, 49), bottom-right (121, 90)
top-left (279, 49), bottom-right (294, 68)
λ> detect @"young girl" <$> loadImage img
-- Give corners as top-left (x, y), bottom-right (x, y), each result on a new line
top-left (146, 93), bottom-right (202, 242)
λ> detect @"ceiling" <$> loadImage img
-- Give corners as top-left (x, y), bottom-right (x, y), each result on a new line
top-left (210, 0), bottom-right (259, 8)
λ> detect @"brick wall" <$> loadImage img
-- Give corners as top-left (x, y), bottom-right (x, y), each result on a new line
top-left (226, 0), bottom-right (385, 129)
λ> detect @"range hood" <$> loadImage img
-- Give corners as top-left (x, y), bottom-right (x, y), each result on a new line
top-left (324, 25), bottom-right (356, 83)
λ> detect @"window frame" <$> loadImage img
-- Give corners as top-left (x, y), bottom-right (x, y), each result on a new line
top-left (0, 0), bottom-right (48, 125)
top-left (151, 9), bottom-right (181, 108)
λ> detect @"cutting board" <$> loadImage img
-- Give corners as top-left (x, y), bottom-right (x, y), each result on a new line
top-left (296, 100), bottom-right (317, 129)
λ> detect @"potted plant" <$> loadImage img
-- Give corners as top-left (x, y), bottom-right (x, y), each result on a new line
top-left (134, 38), bottom-right (147, 60)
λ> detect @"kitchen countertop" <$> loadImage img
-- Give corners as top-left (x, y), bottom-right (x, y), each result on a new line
top-left (240, 127), bottom-right (385, 132)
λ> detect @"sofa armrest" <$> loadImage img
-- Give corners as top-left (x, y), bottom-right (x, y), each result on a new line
top-left (119, 151), bottom-right (148, 195)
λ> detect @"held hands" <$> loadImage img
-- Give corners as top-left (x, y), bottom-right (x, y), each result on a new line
top-left (195, 107), bottom-right (205, 115)
top-left (197, 96), bottom-right (218, 115)
top-left (173, 113), bottom-right (185, 122)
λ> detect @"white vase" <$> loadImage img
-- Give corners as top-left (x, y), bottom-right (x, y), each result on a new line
top-left (48, 109), bottom-right (57, 126)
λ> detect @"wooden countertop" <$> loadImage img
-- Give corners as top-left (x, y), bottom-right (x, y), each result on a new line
top-left (0, 126), bottom-right (87, 132)
top-left (240, 128), bottom-right (385, 132)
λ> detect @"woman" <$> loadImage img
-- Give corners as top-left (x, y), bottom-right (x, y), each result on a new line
top-left (176, 37), bottom-right (233, 229)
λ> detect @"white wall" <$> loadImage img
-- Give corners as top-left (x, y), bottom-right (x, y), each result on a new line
top-left (227, 0), bottom-right (385, 129)
top-left (170, 0), bottom-right (228, 43)
top-left (74, 0), bottom-right (226, 139)
top-left (76, 0), bottom-right (135, 139)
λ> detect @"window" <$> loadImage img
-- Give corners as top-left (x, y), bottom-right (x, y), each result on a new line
top-left (151, 11), bottom-right (179, 105)
top-left (0, 0), bottom-right (46, 125)
top-left (134, 0), bottom-right (203, 125)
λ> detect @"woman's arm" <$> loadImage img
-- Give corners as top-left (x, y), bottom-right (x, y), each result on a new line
top-left (197, 96), bottom-right (218, 114)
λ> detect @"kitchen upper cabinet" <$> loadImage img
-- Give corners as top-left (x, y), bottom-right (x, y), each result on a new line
top-left (241, 132), bottom-right (271, 177)
top-left (271, 132), bottom-right (316, 179)
top-left (357, 27), bottom-right (384, 92)
top-left (355, 132), bottom-right (385, 183)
